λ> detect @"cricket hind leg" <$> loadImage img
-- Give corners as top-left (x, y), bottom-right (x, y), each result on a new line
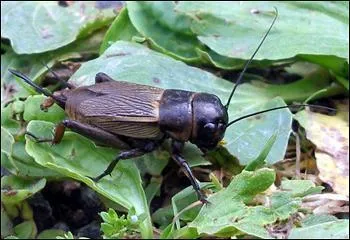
top-left (25, 122), bottom-right (66, 145)
top-left (26, 120), bottom-right (131, 149)
top-left (171, 140), bottom-right (209, 204)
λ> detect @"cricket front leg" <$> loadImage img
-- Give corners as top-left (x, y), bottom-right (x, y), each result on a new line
top-left (171, 140), bottom-right (208, 204)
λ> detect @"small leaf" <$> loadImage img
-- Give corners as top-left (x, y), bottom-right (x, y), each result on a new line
top-left (244, 132), bottom-right (277, 171)
top-left (13, 220), bottom-right (37, 239)
top-left (1, 204), bottom-right (14, 238)
top-left (1, 176), bottom-right (46, 204)
top-left (160, 223), bottom-right (175, 239)
top-left (280, 179), bottom-right (323, 197)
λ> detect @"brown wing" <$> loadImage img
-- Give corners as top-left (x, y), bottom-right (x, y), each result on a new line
top-left (66, 81), bottom-right (165, 139)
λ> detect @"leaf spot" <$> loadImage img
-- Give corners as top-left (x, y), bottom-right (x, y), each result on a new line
top-left (152, 77), bottom-right (161, 84)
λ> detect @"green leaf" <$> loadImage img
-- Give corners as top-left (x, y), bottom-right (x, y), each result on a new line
top-left (135, 149), bottom-right (169, 176)
top-left (69, 41), bottom-right (295, 165)
top-left (298, 55), bottom-right (349, 79)
top-left (100, 207), bottom-right (145, 239)
top-left (160, 223), bottom-right (175, 239)
top-left (173, 226), bottom-right (199, 239)
top-left (1, 176), bottom-right (46, 204)
top-left (1, 50), bottom-right (50, 101)
top-left (289, 219), bottom-right (349, 239)
top-left (126, 1), bottom-right (205, 62)
top-left (1, 2), bottom-right (116, 54)
top-left (301, 214), bottom-right (339, 227)
top-left (25, 120), bottom-right (153, 239)
top-left (189, 168), bottom-right (275, 237)
top-left (1, 204), bottom-right (14, 238)
top-left (100, 7), bottom-right (141, 55)
top-left (144, 177), bottom-right (162, 207)
top-left (244, 132), bottom-right (277, 171)
top-left (1, 104), bottom-right (21, 136)
top-left (1, 126), bottom-right (14, 160)
top-left (2, 141), bottom-right (61, 178)
top-left (152, 206), bottom-right (174, 230)
top-left (23, 95), bottom-right (65, 123)
top-left (188, 171), bottom-right (327, 238)
top-left (248, 64), bottom-right (345, 103)
top-left (1, 28), bottom-right (106, 103)
top-left (229, 169), bottom-right (276, 203)
top-left (269, 192), bottom-right (301, 220)
top-left (37, 229), bottom-right (66, 239)
top-left (13, 220), bottom-right (37, 239)
top-left (172, 183), bottom-right (214, 228)
top-left (280, 179), bottom-right (323, 197)
top-left (175, 2), bottom-right (349, 60)
top-left (1, 100), bottom-right (62, 177)
top-left (196, 47), bottom-right (278, 70)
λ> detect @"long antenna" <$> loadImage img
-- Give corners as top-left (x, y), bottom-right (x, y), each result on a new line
top-left (226, 104), bottom-right (336, 127)
top-left (8, 69), bottom-right (66, 108)
top-left (41, 61), bottom-right (75, 89)
top-left (8, 69), bottom-right (55, 98)
top-left (225, 7), bottom-right (278, 109)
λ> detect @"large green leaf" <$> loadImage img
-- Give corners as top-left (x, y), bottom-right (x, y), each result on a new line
top-left (1, 1), bottom-right (116, 54)
top-left (68, 41), bottom-right (343, 165)
top-left (126, 1), bottom-right (205, 62)
top-left (100, 7), bottom-right (141, 55)
top-left (25, 120), bottom-right (153, 239)
top-left (175, 2), bottom-right (349, 60)
top-left (1, 28), bottom-right (106, 102)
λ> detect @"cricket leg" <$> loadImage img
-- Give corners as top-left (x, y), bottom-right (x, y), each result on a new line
top-left (92, 141), bottom-right (158, 182)
top-left (26, 120), bottom-right (130, 149)
top-left (25, 122), bottom-right (66, 144)
top-left (171, 140), bottom-right (208, 204)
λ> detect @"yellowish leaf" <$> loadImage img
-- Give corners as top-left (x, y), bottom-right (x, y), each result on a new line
top-left (295, 100), bottom-right (349, 197)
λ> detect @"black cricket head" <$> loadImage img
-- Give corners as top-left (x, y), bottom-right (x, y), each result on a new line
top-left (190, 93), bottom-right (228, 151)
